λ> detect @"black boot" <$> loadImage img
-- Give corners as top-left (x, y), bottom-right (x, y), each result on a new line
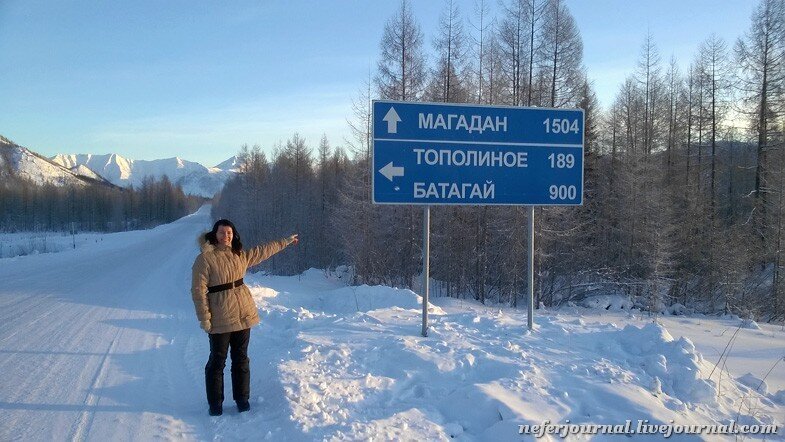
top-left (237, 400), bottom-right (250, 413)
top-left (209, 404), bottom-right (223, 416)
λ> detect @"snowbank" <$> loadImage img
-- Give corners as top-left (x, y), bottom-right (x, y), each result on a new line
top-left (238, 270), bottom-right (782, 440)
top-left (580, 294), bottom-right (634, 310)
top-left (0, 231), bottom-right (108, 258)
top-left (738, 373), bottom-right (768, 395)
top-left (250, 270), bottom-right (445, 316)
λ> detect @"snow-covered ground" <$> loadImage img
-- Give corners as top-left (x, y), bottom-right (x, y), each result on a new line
top-left (0, 206), bottom-right (782, 441)
top-left (0, 231), bottom-right (111, 259)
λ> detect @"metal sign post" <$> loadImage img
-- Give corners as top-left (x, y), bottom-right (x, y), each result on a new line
top-left (422, 205), bottom-right (430, 337)
top-left (528, 206), bottom-right (535, 331)
top-left (371, 100), bottom-right (584, 333)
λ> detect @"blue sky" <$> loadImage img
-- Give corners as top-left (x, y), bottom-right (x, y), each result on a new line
top-left (0, 0), bottom-right (756, 167)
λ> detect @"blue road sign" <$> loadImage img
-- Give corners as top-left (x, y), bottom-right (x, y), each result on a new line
top-left (372, 100), bottom-right (584, 206)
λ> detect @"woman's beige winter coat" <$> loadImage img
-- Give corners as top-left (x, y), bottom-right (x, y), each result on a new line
top-left (191, 235), bottom-right (288, 334)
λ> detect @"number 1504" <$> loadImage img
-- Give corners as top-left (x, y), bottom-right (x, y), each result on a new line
top-left (543, 118), bottom-right (580, 134)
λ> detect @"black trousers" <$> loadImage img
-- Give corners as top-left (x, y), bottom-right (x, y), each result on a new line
top-left (205, 328), bottom-right (250, 406)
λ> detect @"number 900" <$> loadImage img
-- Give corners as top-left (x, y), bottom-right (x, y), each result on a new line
top-left (549, 185), bottom-right (577, 200)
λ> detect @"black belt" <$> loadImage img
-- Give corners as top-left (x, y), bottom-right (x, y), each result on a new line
top-left (207, 278), bottom-right (244, 293)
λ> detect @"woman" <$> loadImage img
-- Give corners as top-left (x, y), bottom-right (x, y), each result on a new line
top-left (191, 219), bottom-right (297, 416)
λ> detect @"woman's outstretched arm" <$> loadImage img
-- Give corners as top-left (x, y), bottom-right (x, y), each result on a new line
top-left (245, 235), bottom-right (298, 268)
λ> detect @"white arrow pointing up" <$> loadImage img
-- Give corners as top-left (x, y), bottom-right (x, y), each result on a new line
top-left (379, 162), bottom-right (404, 181)
top-left (383, 107), bottom-right (401, 134)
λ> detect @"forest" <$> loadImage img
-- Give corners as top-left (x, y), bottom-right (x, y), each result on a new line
top-left (0, 174), bottom-right (203, 232)
top-left (218, 0), bottom-right (783, 321)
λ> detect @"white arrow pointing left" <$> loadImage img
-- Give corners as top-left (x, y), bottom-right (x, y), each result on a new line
top-left (383, 107), bottom-right (402, 134)
top-left (379, 162), bottom-right (404, 181)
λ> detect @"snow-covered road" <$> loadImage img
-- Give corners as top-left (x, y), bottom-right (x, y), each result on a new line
top-left (0, 206), bottom-right (782, 441)
top-left (0, 206), bottom-right (213, 441)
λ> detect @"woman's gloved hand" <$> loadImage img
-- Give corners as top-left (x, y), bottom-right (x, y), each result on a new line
top-left (286, 234), bottom-right (299, 246)
top-left (200, 320), bottom-right (211, 333)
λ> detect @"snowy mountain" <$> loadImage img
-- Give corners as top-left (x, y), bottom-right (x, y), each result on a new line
top-left (0, 135), bottom-right (112, 187)
top-left (51, 153), bottom-right (238, 197)
top-left (214, 155), bottom-right (240, 171)
top-left (68, 164), bottom-right (106, 181)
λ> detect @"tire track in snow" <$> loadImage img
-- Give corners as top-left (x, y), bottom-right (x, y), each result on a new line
top-left (68, 324), bottom-right (122, 442)
top-left (0, 291), bottom-right (49, 316)
top-left (0, 295), bottom-right (66, 347)
top-left (0, 302), bottom-right (107, 423)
